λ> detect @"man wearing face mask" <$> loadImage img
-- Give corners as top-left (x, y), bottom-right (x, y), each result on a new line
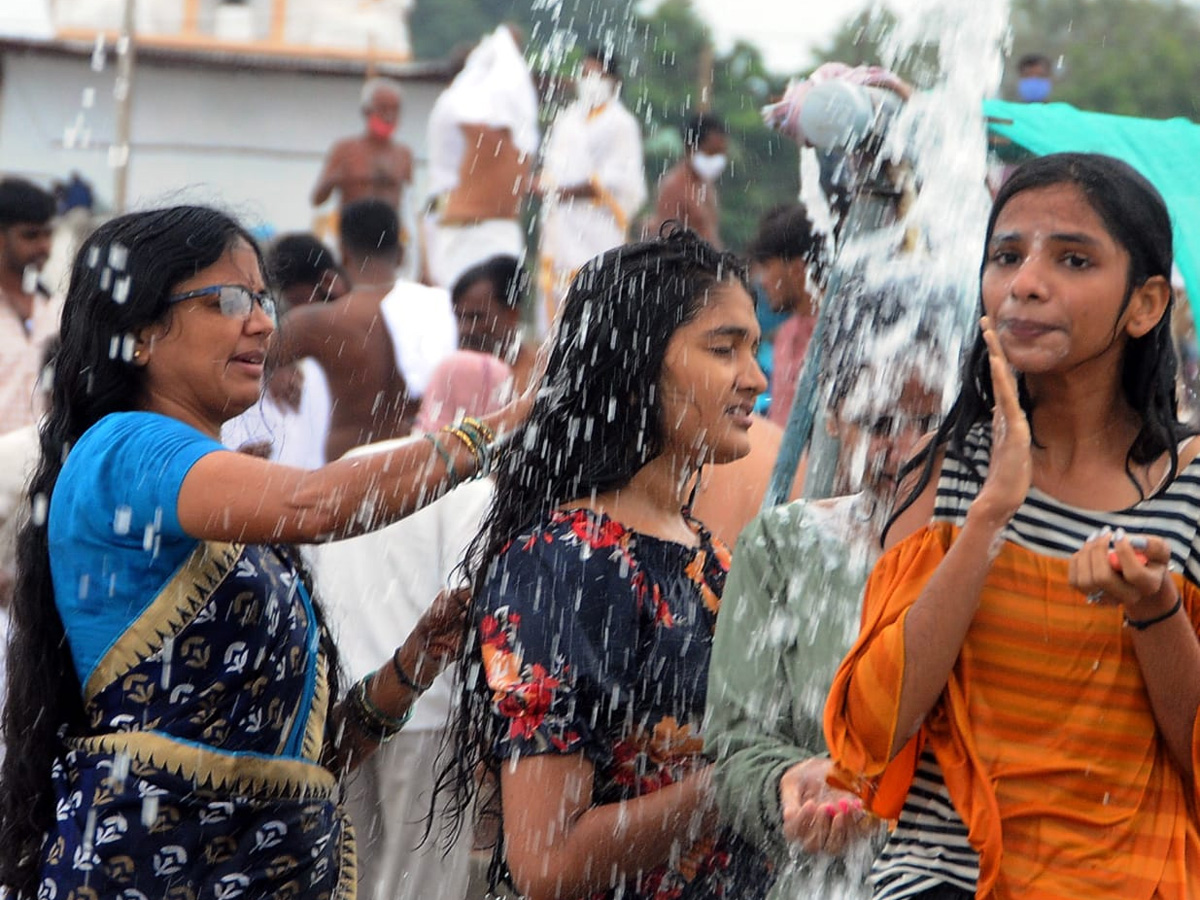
top-left (1015, 53), bottom-right (1054, 103)
top-left (536, 48), bottom-right (647, 329)
top-left (649, 114), bottom-right (728, 248)
top-left (311, 77), bottom-right (414, 214)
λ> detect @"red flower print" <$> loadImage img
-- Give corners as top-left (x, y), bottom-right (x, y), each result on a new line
top-left (567, 511), bottom-right (628, 550)
top-left (496, 663), bottom-right (561, 740)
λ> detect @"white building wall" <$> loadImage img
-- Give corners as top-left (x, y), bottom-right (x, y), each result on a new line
top-left (0, 50), bottom-right (442, 236)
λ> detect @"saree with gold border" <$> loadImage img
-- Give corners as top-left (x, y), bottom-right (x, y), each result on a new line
top-left (38, 541), bottom-right (355, 900)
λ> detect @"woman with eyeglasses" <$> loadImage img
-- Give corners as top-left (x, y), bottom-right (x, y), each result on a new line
top-left (0, 206), bottom-right (517, 897)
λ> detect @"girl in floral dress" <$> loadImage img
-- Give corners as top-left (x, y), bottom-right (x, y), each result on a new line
top-left (440, 228), bottom-right (770, 900)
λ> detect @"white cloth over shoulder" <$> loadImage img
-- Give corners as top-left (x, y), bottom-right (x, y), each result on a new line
top-left (221, 358), bottom-right (330, 469)
top-left (433, 25), bottom-right (539, 159)
top-left (378, 281), bottom-right (458, 398)
top-left (309, 440), bottom-right (493, 731)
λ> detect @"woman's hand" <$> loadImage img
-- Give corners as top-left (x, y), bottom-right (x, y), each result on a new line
top-left (396, 587), bottom-right (472, 687)
top-left (973, 317), bottom-right (1031, 527)
top-left (779, 758), bottom-right (874, 856)
top-left (1069, 529), bottom-right (1177, 620)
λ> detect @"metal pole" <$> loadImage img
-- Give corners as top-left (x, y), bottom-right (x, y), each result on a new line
top-left (112, 0), bottom-right (137, 213)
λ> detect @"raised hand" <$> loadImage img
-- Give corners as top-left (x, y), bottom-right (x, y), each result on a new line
top-left (975, 316), bottom-right (1032, 527)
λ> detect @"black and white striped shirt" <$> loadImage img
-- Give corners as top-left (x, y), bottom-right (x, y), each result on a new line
top-left (870, 422), bottom-right (1200, 900)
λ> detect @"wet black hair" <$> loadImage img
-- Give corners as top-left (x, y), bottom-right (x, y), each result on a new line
top-left (0, 206), bottom-right (343, 892)
top-left (748, 203), bottom-right (827, 283)
top-left (683, 113), bottom-right (726, 152)
top-left (432, 227), bottom-right (748, 873)
top-left (1018, 53), bottom-right (1052, 73)
top-left (888, 152), bottom-right (1187, 538)
top-left (266, 232), bottom-right (342, 293)
top-left (450, 254), bottom-right (525, 311)
top-left (339, 198), bottom-right (400, 260)
top-left (0, 178), bottom-right (56, 227)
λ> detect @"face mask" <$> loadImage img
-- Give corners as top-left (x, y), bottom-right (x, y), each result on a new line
top-left (367, 114), bottom-right (396, 139)
top-left (1017, 76), bottom-right (1053, 103)
top-left (691, 152), bottom-right (727, 182)
top-left (576, 75), bottom-right (616, 109)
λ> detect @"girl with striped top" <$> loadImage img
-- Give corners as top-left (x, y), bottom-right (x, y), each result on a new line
top-left (825, 153), bottom-right (1200, 899)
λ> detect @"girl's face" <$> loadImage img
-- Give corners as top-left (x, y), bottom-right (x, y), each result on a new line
top-left (657, 280), bottom-right (768, 467)
top-left (981, 182), bottom-right (1167, 376)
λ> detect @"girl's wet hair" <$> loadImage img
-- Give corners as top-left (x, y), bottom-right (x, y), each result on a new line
top-left (431, 226), bottom-right (747, 868)
top-left (888, 152), bottom-right (1188, 538)
top-left (0, 206), bottom-right (343, 891)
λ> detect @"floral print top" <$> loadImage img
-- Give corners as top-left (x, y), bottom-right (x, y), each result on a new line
top-left (479, 507), bottom-right (761, 900)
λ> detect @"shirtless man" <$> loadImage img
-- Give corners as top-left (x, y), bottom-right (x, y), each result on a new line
top-left (424, 25), bottom-right (539, 289)
top-left (647, 114), bottom-right (728, 247)
top-left (276, 200), bottom-right (449, 461)
top-left (311, 78), bottom-right (414, 213)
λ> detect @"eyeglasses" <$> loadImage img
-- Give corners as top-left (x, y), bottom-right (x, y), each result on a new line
top-left (166, 284), bottom-right (278, 325)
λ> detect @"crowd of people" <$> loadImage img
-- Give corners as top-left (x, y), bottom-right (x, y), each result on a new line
top-left (0, 19), bottom-right (1198, 900)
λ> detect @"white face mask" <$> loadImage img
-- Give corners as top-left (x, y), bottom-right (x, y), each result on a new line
top-left (576, 75), bottom-right (616, 109)
top-left (691, 151), bottom-right (727, 182)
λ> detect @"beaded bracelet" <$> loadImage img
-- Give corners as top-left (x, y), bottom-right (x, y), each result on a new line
top-left (347, 675), bottom-right (412, 743)
top-left (392, 647), bottom-right (434, 693)
top-left (1124, 595), bottom-right (1183, 631)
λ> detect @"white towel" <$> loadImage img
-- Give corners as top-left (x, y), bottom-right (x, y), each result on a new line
top-left (378, 281), bottom-right (459, 398)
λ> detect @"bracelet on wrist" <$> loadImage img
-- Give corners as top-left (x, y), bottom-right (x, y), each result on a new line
top-left (424, 433), bottom-right (461, 489)
top-left (346, 675), bottom-right (412, 743)
top-left (1124, 595), bottom-right (1183, 631)
top-left (392, 646), bottom-right (435, 693)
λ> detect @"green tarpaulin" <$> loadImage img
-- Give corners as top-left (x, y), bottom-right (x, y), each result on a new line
top-left (985, 98), bottom-right (1200, 327)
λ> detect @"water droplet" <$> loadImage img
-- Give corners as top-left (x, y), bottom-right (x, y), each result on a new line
top-left (31, 493), bottom-right (48, 526)
top-left (90, 35), bottom-right (106, 72)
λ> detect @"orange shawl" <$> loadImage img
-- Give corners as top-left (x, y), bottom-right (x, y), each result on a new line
top-left (824, 521), bottom-right (1200, 899)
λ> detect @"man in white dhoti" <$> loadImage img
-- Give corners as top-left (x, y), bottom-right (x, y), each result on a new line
top-left (537, 48), bottom-right (646, 329)
top-left (423, 26), bottom-right (540, 291)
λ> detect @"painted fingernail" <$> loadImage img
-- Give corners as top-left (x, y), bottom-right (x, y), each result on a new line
top-left (821, 803), bottom-right (838, 817)
top-left (1085, 529), bottom-right (1100, 542)
top-left (1100, 526), bottom-right (1113, 536)
top-left (1113, 527), bottom-right (1127, 542)
top-left (838, 799), bottom-right (850, 814)
top-left (1129, 536), bottom-right (1149, 550)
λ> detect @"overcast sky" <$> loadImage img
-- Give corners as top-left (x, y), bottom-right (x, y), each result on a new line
top-left (689, 0), bottom-right (874, 75)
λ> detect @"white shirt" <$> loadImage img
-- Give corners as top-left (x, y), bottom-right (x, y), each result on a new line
top-left (540, 98), bottom-right (647, 273)
top-left (309, 450), bottom-right (493, 731)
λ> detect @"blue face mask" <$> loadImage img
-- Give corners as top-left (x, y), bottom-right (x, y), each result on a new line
top-left (1017, 76), bottom-right (1053, 103)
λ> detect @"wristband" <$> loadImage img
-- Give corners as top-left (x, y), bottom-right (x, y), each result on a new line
top-left (1124, 596), bottom-right (1182, 631)
top-left (392, 646), bottom-right (434, 693)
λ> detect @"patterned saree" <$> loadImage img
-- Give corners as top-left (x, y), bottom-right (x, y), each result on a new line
top-left (39, 541), bottom-right (356, 900)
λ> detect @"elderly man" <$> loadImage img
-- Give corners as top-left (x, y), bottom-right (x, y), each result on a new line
top-left (311, 77), bottom-right (414, 213)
